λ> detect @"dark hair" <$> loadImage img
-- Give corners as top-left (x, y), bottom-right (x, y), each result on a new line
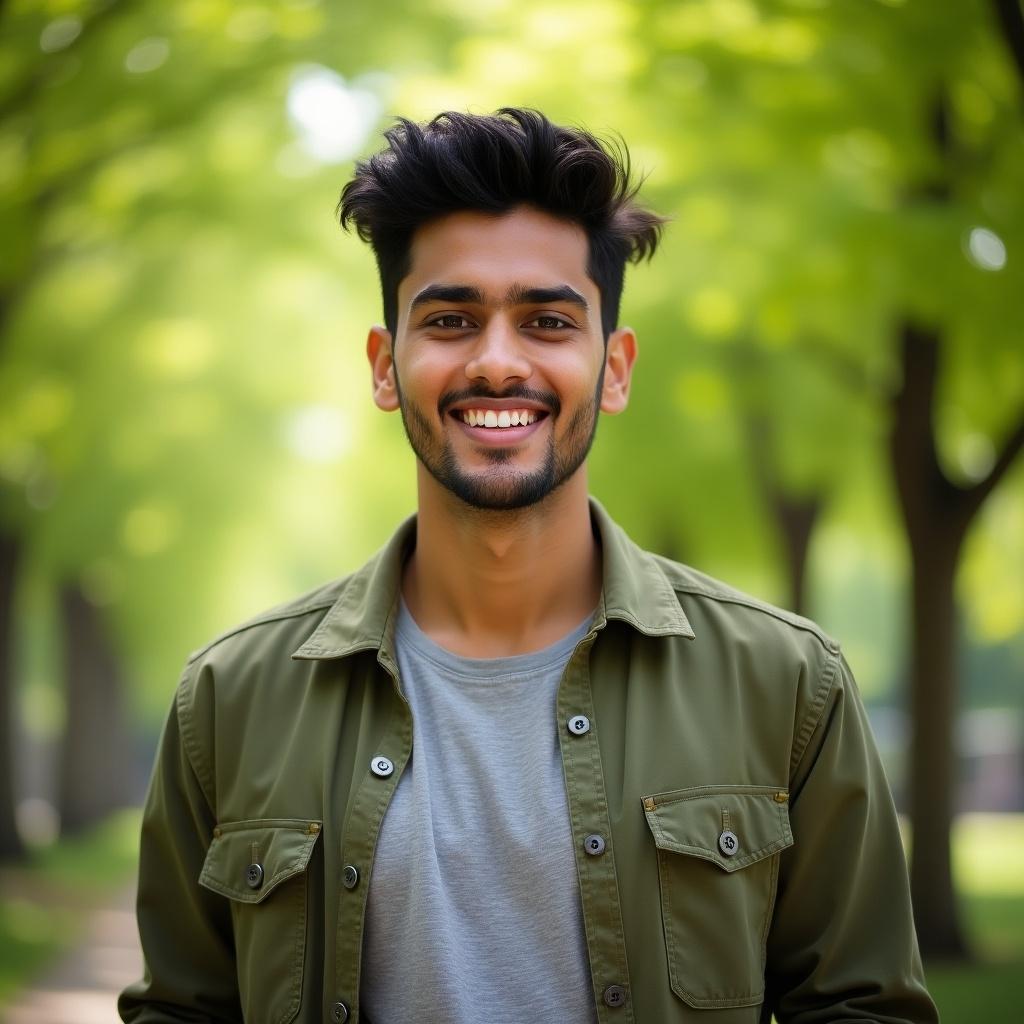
top-left (338, 107), bottom-right (665, 338)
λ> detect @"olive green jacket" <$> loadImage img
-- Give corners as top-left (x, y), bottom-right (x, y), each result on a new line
top-left (120, 501), bottom-right (937, 1024)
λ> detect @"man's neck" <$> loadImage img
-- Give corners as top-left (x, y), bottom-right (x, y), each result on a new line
top-left (401, 469), bottom-right (601, 658)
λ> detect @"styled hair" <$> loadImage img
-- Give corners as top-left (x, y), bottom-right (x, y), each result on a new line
top-left (338, 107), bottom-right (665, 338)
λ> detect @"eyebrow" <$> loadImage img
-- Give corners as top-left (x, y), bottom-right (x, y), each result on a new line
top-left (409, 282), bottom-right (590, 313)
top-left (409, 284), bottom-right (485, 309)
top-left (506, 283), bottom-right (589, 311)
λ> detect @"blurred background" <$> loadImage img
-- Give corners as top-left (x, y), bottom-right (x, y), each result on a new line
top-left (0, 0), bottom-right (1022, 1020)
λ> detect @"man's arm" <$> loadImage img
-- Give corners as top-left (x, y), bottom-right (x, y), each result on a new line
top-left (766, 652), bottom-right (939, 1023)
top-left (119, 672), bottom-right (241, 1023)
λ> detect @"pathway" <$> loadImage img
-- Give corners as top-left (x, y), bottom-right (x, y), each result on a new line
top-left (2, 885), bottom-right (142, 1024)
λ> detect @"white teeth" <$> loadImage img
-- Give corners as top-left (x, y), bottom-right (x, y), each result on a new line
top-left (460, 409), bottom-right (538, 428)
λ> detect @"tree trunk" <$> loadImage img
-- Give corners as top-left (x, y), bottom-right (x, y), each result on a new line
top-left (890, 322), bottom-right (1024, 958)
top-left (57, 582), bottom-right (134, 834)
top-left (742, 407), bottom-right (823, 616)
top-left (0, 530), bottom-right (25, 859)
top-left (906, 532), bottom-right (965, 957)
top-left (772, 496), bottom-right (820, 617)
top-left (890, 322), bottom-right (969, 959)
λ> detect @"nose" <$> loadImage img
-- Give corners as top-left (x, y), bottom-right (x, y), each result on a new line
top-left (463, 317), bottom-right (531, 388)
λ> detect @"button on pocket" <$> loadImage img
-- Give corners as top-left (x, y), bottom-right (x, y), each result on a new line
top-left (642, 786), bottom-right (792, 1008)
top-left (200, 818), bottom-right (322, 1024)
top-left (718, 830), bottom-right (739, 857)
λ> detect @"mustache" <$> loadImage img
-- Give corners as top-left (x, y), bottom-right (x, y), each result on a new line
top-left (438, 385), bottom-right (561, 418)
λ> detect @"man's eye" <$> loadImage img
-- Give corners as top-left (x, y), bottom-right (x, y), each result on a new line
top-left (526, 315), bottom-right (571, 330)
top-left (431, 314), bottom-right (472, 329)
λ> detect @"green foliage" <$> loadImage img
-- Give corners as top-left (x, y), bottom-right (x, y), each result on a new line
top-left (0, 0), bottom-right (1020, 720)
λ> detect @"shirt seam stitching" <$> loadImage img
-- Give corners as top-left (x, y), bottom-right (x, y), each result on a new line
top-left (789, 648), bottom-right (840, 779)
top-left (670, 584), bottom-right (838, 649)
top-left (175, 666), bottom-right (217, 816)
top-left (187, 599), bottom-right (338, 663)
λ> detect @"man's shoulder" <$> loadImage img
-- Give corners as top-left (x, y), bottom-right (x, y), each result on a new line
top-left (184, 575), bottom-right (352, 668)
top-left (649, 552), bottom-right (840, 658)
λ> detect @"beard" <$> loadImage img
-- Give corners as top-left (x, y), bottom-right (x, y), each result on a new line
top-left (395, 374), bottom-right (604, 511)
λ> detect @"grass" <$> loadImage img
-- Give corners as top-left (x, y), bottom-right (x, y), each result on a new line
top-left (0, 809), bottom-right (1020, 1018)
top-left (0, 808), bottom-right (140, 1004)
top-left (924, 814), bottom-right (1024, 1024)
top-left (927, 959), bottom-right (1021, 1023)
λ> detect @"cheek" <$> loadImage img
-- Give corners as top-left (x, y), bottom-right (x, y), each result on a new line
top-left (395, 353), bottom-right (445, 397)
top-left (549, 350), bottom-right (606, 396)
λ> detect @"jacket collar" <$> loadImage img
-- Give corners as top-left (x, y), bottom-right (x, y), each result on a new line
top-left (291, 498), bottom-right (693, 661)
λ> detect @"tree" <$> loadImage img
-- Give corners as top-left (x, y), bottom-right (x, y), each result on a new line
top-left (0, 0), bottom-right (460, 851)
top-left (0, 533), bottom-right (22, 856)
top-left (57, 581), bottom-right (135, 832)
top-left (891, 321), bottom-right (1024, 956)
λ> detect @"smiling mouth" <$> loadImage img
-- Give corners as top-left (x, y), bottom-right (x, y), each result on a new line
top-left (453, 408), bottom-right (546, 429)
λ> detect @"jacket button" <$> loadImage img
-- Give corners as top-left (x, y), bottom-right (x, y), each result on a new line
top-left (603, 983), bottom-right (627, 1008)
top-left (245, 863), bottom-right (264, 889)
top-left (718, 830), bottom-right (739, 856)
top-left (330, 1001), bottom-right (349, 1022)
top-left (370, 755), bottom-right (394, 777)
top-left (584, 833), bottom-right (606, 856)
top-left (342, 864), bottom-right (359, 889)
top-left (566, 714), bottom-right (591, 736)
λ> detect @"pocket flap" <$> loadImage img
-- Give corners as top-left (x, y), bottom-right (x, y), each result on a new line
top-left (199, 818), bottom-right (322, 903)
top-left (643, 786), bottom-right (792, 872)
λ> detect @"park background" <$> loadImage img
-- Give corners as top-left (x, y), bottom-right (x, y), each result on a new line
top-left (1, 0), bottom-right (1022, 1019)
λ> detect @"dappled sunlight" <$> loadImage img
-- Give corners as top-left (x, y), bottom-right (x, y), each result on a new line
top-left (120, 502), bottom-right (180, 558)
top-left (123, 38), bottom-right (170, 75)
top-left (286, 65), bottom-right (382, 163)
top-left (965, 227), bottom-right (1007, 272)
top-left (136, 319), bottom-right (214, 378)
top-left (38, 17), bottom-right (82, 54)
top-left (283, 403), bottom-right (354, 463)
top-left (685, 285), bottom-right (742, 337)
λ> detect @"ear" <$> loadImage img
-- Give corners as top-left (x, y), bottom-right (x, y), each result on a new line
top-left (600, 326), bottom-right (638, 414)
top-left (367, 326), bottom-right (399, 411)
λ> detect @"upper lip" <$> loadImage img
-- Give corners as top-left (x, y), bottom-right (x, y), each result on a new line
top-left (446, 398), bottom-right (549, 414)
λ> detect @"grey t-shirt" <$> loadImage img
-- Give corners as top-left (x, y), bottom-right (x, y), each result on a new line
top-left (360, 602), bottom-right (598, 1023)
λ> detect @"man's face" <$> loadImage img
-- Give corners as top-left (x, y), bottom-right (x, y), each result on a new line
top-left (367, 205), bottom-right (636, 511)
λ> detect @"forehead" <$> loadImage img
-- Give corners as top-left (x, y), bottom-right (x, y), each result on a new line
top-left (400, 206), bottom-right (593, 304)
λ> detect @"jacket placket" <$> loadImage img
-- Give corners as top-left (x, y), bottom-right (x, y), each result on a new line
top-left (330, 646), bottom-right (411, 1024)
top-left (558, 622), bottom-right (635, 1024)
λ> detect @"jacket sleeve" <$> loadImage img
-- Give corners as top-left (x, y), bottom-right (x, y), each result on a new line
top-left (765, 651), bottom-right (939, 1024)
top-left (118, 667), bottom-right (242, 1023)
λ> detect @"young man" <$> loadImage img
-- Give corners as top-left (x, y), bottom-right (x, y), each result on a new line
top-left (120, 109), bottom-right (937, 1023)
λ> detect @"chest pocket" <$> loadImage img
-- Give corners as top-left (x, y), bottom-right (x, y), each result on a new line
top-left (200, 818), bottom-right (321, 1024)
top-left (643, 785), bottom-right (792, 1009)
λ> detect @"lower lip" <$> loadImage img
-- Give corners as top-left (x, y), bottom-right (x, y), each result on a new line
top-left (450, 414), bottom-right (547, 446)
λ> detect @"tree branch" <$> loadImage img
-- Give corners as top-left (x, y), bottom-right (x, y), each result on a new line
top-left (0, 0), bottom-right (133, 122)
top-left (993, 0), bottom-right (1024, 95)
top-left (889, 321), bottom-right (961, 532)
top-left (964, 408), bottom-right (1024, 517)
top-left (792, 337), bottom-right (882, 398)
